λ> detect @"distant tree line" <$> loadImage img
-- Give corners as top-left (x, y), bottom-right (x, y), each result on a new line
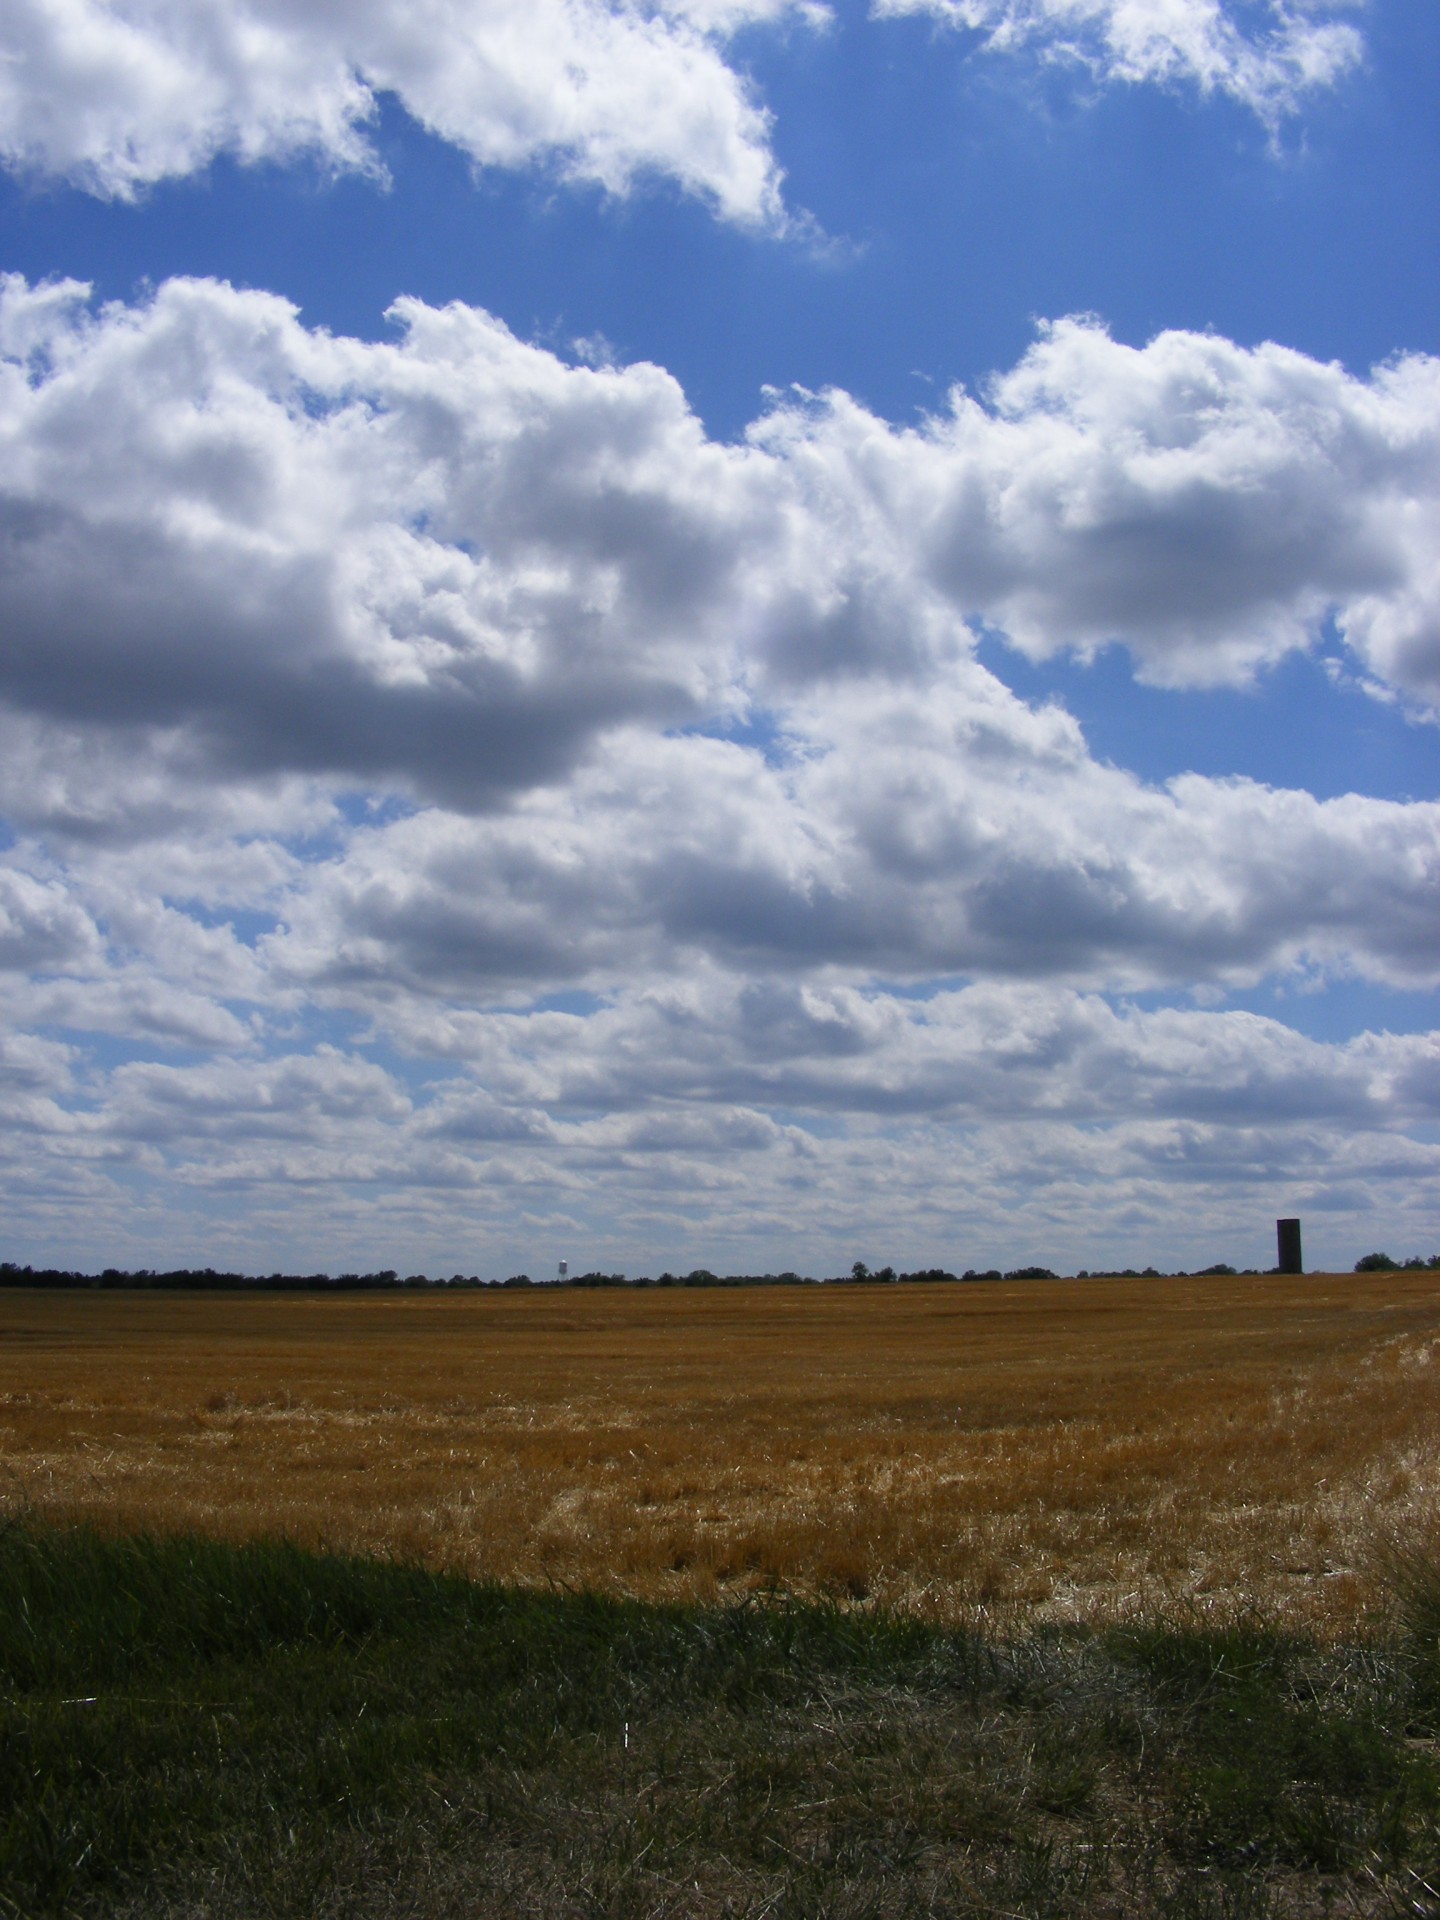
top-left (4, 1254), bottom-right (1434, 1293)
top-left (0, 1261), bottom-right (1038, 1291)
top-left (0, 1261), bottom-right (1076, 1292)
top-left (0, 1263), bottom-right (419, 1291)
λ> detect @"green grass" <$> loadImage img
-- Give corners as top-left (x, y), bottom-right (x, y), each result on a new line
top-left (2, 1520), bottom-right (1439, 1917)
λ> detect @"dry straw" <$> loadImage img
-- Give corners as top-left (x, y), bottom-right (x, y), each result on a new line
top-left (3, 1272), bottom-right (1439, 1635)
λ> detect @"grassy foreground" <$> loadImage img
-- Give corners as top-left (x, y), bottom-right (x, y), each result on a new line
top-left (3, 1524), bottom-right (1440, 1917)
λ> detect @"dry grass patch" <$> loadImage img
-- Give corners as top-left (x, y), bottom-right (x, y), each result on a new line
top-left (4, 1273), bottom-right (1440, 1632)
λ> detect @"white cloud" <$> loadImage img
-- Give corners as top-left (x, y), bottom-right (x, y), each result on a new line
top-left (257, 705), bottom-right (1440, 1005)
top-left (0, 276), bottom-right (1436, 1018)
top-left (0, 0), bottom-right (1363, 234)
top-left (3, 281), bottom-right (1438, 819)
top-left (11, 973), bottom-right (253, 1048)
top-left (869, 0), bottom-right (1363, 122)
top-left (0, 1029), bottom-right (75, 1096)
top-left (0, 865), bottom-right (105, 972)
top-left (103, 1046), bottom-right (412, 1143)
top-left (0, 0), bottom-right (796, 222)
top-left (761, 319), bottom-right (1440, 702)
top-left (0, 1010), bottom-right (1435, 1275)
top-left (368, 975), bottom-right (1440, 1129)
top-left (0, 275), bottom-right (781, 808)
top-left (0, 277), bottom-right (1436, 1270)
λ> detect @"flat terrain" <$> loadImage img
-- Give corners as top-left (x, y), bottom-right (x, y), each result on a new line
top-left (9, 1522), bottom-right (1440, 1919)
top-left (4, 1274), bottom-right (1440, 1633)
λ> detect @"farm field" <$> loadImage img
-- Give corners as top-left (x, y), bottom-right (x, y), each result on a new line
top-left (4, 1272), bottom-right (1440, 1635)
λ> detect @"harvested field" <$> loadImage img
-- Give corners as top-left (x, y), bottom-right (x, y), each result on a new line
top-left (3, 1273), bottom-right (1440, 1634)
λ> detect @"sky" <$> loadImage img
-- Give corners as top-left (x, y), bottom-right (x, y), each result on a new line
top-left (0, 0), bottom-right (1436, 1281)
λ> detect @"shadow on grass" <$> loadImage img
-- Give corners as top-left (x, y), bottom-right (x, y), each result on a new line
top-left (2, 1518), bottom-right (1438, 1917)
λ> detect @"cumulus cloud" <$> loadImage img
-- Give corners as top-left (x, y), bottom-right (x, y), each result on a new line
top-left (0, 276), bottom-right (1437, 1007)
top-left (0, 0), bottom-right (801, 222)
top-left (259, 704), bottom-right (1440, 1004)
top-left (1, 1008), bottom-right (1435, 1274)
top-left (763, 320), bottom-right (1440, 701)
top-left (0, 0), bottom-right (1363, 233)
top-left (0, 276), bottom-right (1436, 1269)
top-left (0, 865), bottom-right (106, 972)
top-left (3, 281), bottom-right (1438, 823)
top-left (869, 0), bottom-right (1363, 122)
top-left (103, 1047), bottom-right (412, 1144)
top-left (372, 977), bottom-right (1440, 1129)
top-left (0, 274), bottom-right (783, 809)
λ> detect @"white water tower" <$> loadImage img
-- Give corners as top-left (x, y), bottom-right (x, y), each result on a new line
top-left (557, 1259), bottom-right (568, 1282)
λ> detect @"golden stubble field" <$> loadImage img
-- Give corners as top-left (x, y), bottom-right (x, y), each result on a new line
top-left (3, 1273), bottom-right (1440, 1635)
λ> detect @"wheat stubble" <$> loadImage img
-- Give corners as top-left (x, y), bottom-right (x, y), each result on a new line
top-left (3, 1273), bottom-right (1438, 1633)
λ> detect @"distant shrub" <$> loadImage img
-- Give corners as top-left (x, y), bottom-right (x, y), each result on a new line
top-left (1004, 1266), bottom-right (1057, 1281)
top-left (1195, 1263), bottom-right (1238, 1276)
top-left (1356, 1253), bottom-right (1399, 1272)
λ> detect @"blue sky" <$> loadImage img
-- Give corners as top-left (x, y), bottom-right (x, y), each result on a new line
top-left (0, 0), bottom-right (1436, 1278)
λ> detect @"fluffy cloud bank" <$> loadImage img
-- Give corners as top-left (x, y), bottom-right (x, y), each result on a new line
top-left (0, 0), bottom-right (1360, 222)
top-left (0, 274), bottom-right (1436, 1269)
top-left (0, 0), bottom-right (801, 221)
top-left (3, 994), bottom-right (1437, 1275)
top-left (1, 277), bottom-right (1437, 799)
top-left (766, 323), bottom-right (1440, 702)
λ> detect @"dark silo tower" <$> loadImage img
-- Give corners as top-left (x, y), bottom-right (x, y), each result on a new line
top-left (1276, 1218), bottom-right (1303, 1274)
